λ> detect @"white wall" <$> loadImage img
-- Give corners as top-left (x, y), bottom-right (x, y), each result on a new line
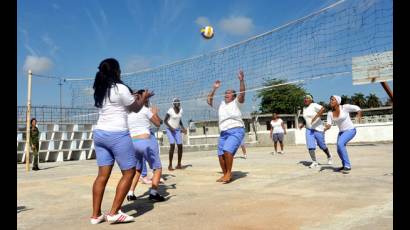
top-left (294, 122), bottom-right (393, 144)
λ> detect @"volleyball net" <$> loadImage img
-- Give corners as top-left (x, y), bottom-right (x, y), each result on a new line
top-left (61, 0), bottom-right (391, 124)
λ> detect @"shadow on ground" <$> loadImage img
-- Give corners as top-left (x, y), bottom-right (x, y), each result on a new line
top-left (17, 206), bottom-right (33, 213)
top-left (121, 183), bottom-right (177, 217)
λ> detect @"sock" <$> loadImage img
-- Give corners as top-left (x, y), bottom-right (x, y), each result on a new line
top-left (309, 149), bottom-right (316, 162)
top-left (323, 148), bottom-right (331, 159)
top-left (127, 190), bottom-right (134, 196)
top-left (150, 189), bottom-right (158, 196)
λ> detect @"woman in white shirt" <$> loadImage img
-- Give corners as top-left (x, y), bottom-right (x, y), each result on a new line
top-left (324, 95), bottom-right (362, 174)
top-left (91, 58), bottom-right (152, 224)
top-left (299, 94), bottom-right (333, 168)
top-left (127, 89), bottom-right (165, 202)
top-left (269, 113), bottom-right (287, 154)
top-left (207, 70), bottom-right (245, 183)
top-left (164, 98), bottom-right (187, 171)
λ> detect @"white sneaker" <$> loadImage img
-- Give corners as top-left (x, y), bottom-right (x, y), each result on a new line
top-left (327, 158), bottom-right (333, 165)
top-left (309, 161), bottom-right (319, 168)
top-left (278, 151), bottom-right (283, 154)
top-left (90, 213), bottom-right (106, 224)
top-left (106, 210), bottom-right (134, 223)
top-left (243, 154), bottom-right (247, 159)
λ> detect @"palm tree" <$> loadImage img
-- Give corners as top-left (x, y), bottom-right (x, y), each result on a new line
top-left (351, 93), bottom-right (367, 108)
top-left (341, 95), bottom-right (352, 104)
top-left (366, 93), bottom-right (381, 108)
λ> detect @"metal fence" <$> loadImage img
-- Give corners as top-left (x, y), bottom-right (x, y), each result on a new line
top-left (17, 106), bottom-right (98, 125)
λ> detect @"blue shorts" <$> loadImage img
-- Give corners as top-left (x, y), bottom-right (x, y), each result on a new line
top-left (272, 133), bottom-right (284, 142)
top-left (132, 134), bottom-right (162, 170)
top-left (305, 128), bottom-right (327, 150)
top-left (93, 129), bottom-right (139, 170)
top-left (217, 127), bottom-right (245, 156)
top-left (166, 128), bottom-right (183, 145)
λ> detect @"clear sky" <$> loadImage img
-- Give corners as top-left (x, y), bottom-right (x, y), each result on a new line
top-left (17, 0), bottom-right (392, 108)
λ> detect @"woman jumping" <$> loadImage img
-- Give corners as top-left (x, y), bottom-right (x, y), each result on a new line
top-left (207, 70), bottom-right (246, 183)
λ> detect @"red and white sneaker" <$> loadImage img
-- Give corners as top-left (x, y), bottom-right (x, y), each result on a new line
top-left (106, 210), bottom-right (134, 224)
top-left (90, 213), bottom-right (106, 224)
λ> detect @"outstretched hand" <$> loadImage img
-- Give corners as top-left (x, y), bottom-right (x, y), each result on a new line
top-left (238, 70), bottom-right (244, 81)
top-left (213, 80), bottom-right (221, 89)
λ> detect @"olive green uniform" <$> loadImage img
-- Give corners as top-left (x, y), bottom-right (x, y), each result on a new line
top-left (30, 126), bottom-right (40, 169)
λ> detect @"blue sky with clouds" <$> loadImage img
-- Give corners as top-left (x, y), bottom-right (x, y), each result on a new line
top-left (17, 0), bottom-right (392, 107)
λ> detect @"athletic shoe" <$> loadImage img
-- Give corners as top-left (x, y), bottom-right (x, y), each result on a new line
top-left (90, 213), bottom-right (106, 224)
top-left (106, 211), bottom-right (134, 223)
top-left (327, 158), bottom-right (333, 165)
top-left (149, 193), bottom-right (166, 202)
top-left (278, 151), bottom-right (283, 154)
top-left (309, 161), bottom-right (319, 168)
top-left (243, 154), bottom-right (247, 159)
top-left (127, 194), bottom-right (137, 201)
top-left (341, 167), bottom-right (351, 174)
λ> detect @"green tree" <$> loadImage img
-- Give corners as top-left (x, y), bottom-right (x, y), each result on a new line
top-left (257, 78), bottom-right (307, 114)
top-left (366, 93), bottom-right (382, 108)
top-left (384, 97), bottom-right (393, 106)
top-left (351, 93), bottom-right (367, 108)
top-left (341, 95), bottom-right (352, 104)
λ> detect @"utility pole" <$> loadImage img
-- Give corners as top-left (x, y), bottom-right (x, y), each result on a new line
top-left (25, 70), bottom-right (32, 171)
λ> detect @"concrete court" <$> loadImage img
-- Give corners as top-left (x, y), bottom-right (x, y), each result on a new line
top-left (17, 143), bottom-right (392, 230)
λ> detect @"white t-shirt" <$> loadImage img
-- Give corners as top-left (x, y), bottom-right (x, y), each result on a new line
top-left (218, 98), bottom-right (244, 131)
top-left (302, 103), bottom-right (324, 132)
top-left (270, 119), bottom-right (285, 134)
top-left (95, 83), bottom-right (135, 131)
top-left (327, 104), bottom-right (361, 132)
top-left (167, 107), bottom-right (183, 129)
top-left (128, 106), bottom-right (153, 136)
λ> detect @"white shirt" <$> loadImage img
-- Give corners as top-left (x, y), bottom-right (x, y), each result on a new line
top-left (95, 83), bottom-right (135, 131)
top-left (218, 98), bottom-right (244, 131)
top-left (128, 106), bottom-right (153, 136)
top-left (302, 103), bottom-right (324, 132)
top-left (327, 104), bottom-right (361, 132)
top-left (167, 107), bottom-right (183, 129)
top-left (270, 119), bottom-right (285, 134)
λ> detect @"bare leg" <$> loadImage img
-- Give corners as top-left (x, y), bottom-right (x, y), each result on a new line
top-left (129, 168), bottom-right (142, 193)
top-left (274, 142), bottom-right (278, 153)
top-left (217, 155), bottom-right (227, 182)
top-left (168, 144), bottom-right (175, 170)
top-left (279, 141), bottom-right (284, 152)
top-left (108, 168), bottom-right (137, 215)
top-left (176, 144), bottom-right (183, 169)
top-left (92, 165), bottom-right (113, 218)
top-left (151, 168), bottom-right (162, 189)
top-left (241, 145), bottom-right (247, 154)
top-left (222, 152), bottom-right (234, 183)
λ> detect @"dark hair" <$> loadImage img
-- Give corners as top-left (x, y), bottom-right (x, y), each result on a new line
top-left (136, 89), bottom-right (145, 95)
top-left (30, 118), bottom-right (37, 126)
top-left (93, 58), bottom-right (132, 108)
top-left (136, 89), bottom-right (150, 106)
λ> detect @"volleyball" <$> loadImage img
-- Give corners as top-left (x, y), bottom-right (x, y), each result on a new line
top-left (200, 26), bottom-right (214, 39)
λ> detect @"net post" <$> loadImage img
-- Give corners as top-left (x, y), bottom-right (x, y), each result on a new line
top-left (25, 69), bottom-right (33, 172)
